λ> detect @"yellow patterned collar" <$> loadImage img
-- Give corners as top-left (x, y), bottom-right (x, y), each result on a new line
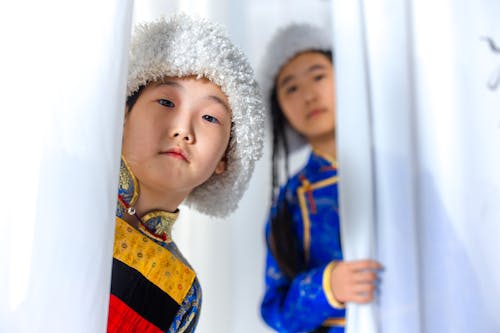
top-left (117, 156), bottom-right (179, 243)
top-left (139, 209), bottom-right (178, 243)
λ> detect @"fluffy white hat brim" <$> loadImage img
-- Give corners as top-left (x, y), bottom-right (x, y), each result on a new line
top-left (127, 14), bottom-right (265, 217)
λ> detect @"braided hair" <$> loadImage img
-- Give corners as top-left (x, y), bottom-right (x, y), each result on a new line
top-left (267, 50), bottom-right (333, 279)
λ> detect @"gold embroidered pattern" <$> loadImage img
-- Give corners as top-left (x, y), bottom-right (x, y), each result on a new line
top-left (117, 157), bottom-right (140, 219)
top-left (141, 210), bottom-right (178, 243)
top-left (113, 217), bottom-right (195, 305)
top-left (119, 157), bottom-right (139, 205)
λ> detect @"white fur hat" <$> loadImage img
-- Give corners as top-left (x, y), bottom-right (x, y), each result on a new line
top-left (127, 13), bottom-right (264, 217)
top-left (259, 23), bottom-right (333, 152)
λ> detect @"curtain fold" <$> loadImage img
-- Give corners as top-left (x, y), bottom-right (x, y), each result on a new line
top-left (333, 0), bottom-right (500, 332)
top-left (0, 1), bottom-right (133, 331)
top-left (332, 0), bottom-right (378, 332)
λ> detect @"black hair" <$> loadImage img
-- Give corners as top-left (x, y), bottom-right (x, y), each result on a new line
top-left (268, 50), bottom-right (333, 279)
top-left (126, 86), bottom-right (145, 112)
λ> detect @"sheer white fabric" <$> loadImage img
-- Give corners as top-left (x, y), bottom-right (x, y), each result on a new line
top-left (0, 1), bottom-right (133, 331)
top-left (333, 0), bottom-right (500, 332)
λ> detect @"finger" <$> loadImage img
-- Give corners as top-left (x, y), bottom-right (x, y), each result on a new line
top-left (352, 283), bottom-right (376, 294)
top-left (353, 270), bottom-right (378, 283)
top-left (351, 292), bottom-right (375, 304)
top-left (349, 260), bottom-right (383, 272)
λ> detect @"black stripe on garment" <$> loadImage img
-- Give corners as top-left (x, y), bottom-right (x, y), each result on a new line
top-left (111, 258), bottom-right (180, 330)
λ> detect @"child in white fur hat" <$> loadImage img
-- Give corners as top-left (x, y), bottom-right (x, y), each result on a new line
top-left (259, 23), bottom-right (381, 333)
top-left (107, 13), bottom-right (264, 333)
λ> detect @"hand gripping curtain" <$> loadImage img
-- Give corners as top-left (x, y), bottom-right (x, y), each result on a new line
top-left (0, 1), bottom-right (133, 332)
top-left (332, 0), bottom-right (500, 332)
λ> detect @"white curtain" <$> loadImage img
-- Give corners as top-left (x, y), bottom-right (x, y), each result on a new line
top-left (0, 1), bottom-right (133, 331)
top-left (333, 0), bottom-right (500, 332)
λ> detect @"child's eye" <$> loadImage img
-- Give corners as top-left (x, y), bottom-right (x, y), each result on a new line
top-left (202, 115), bottom-right (220, 124)
top-left (314, 74), bottom-right (326, 81)
top-left (285, 85), bottom-right (298, 95)
top-left (159, 99), bottom-right (175, 108)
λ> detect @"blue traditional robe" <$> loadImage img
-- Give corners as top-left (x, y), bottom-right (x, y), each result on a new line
top-left (261, 151), bottom-right (345, 333)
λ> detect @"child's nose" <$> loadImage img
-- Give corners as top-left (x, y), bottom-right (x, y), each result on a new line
top-left (171, 129), bottom-right (194, 143)
top-left (303, 87), bottom-right (318, 104)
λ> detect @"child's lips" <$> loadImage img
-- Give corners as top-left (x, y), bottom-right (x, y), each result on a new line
top-left (161, 148), bottom-right (190, 162)
top-left (306, 108), bottom-right (326, 119)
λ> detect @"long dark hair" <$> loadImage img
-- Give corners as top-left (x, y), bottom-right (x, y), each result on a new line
top-left (268, 50), bottom-right (333, 279)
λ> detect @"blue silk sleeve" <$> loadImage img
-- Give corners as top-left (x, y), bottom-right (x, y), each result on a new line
top-left (260, 225), bottom-right (344, 332)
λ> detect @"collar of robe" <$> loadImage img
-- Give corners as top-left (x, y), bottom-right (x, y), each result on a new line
top-left (116, 157), bottom-right (178, 243)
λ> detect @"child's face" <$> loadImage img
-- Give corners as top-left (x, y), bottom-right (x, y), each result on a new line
top-left (276, 51), bottom-right (336, 145)
top-left (122, 76), bottom-right (231, 201)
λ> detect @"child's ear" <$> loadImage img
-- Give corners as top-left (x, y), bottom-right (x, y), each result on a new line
top-left (214, 159), bottom-right (227, 175)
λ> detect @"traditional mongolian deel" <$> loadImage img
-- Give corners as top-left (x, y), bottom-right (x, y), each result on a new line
top-left (108, 159), bottom-right (201, 333)
top-left (261, 151), bottom-right (346, 333)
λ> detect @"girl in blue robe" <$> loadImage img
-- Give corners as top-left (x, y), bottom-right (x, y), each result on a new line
top-left (259, 23), bottom-right (381, 333)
